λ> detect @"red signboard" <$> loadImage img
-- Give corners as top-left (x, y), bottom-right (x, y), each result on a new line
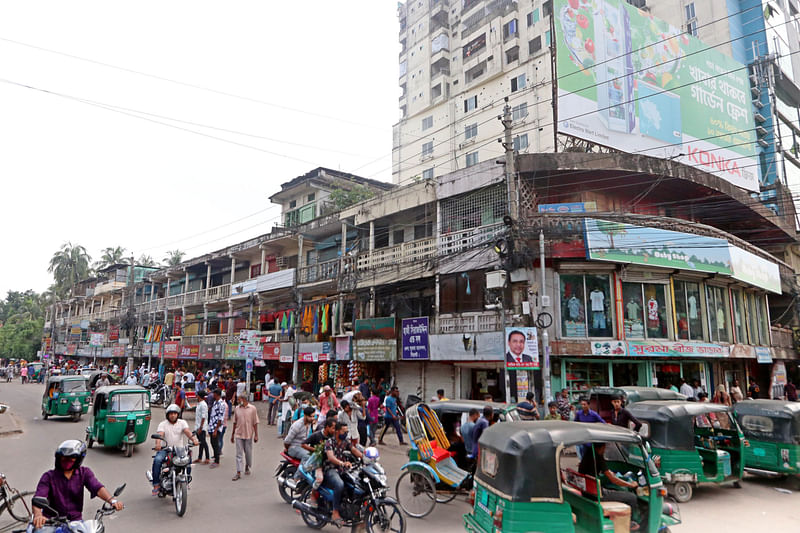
top-left (163, 341), bottom-right (180, 359)
top-left (108, 325), bottom-right (120, 341)
top-left (179, 345), bottom-right (199, 359)
top-left (66, 344), bottom-right (77, 356)
top-left (262, 343), bottom-right (282, 360)
top-left (173, 315), bottom-right (182, 336)
top-left (111, 346), bottom-right (126, 357)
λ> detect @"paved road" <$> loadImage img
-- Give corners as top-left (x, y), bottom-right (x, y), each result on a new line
top-left (2, 381), bottom-right (799, 532)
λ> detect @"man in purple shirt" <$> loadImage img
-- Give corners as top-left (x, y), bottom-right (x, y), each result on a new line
top-left (469, 405), bottom-right (494, 458)
top-left (574, 397), bottom-right (606, 424)
top-left (33, 440), bottom-right (123, 528)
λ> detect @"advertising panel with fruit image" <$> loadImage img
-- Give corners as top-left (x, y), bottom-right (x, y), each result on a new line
top-left (554, 0), bottom-right (759, 192)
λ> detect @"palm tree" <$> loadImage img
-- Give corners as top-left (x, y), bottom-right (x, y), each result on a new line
top-left (95, 246), bottom-right (127, 270)
top-left (137, 254), bottom-right (157, 267)
top-left (163, 249), bottom-right (185, 266)
top-left (48, 242), bottom-right (92, 297)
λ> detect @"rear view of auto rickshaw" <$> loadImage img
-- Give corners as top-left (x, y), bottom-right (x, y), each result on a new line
top-left (41, 375), bottom-right (90, 422)
top-left (463, 421), bottom-right (680, 533)
top-left (628, 401), bottom-right (744, 502)
top-left (85, 385), bottom-right (152, 457)
top-left (589, 387), bottom-right (686, 422)
top-left (733, 399), bottom-right (800, 479)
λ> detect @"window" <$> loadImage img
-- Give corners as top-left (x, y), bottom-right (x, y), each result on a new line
top-left (465, 122), bottom-right (478, 140)
top-left (289, 199), bottom-right (297, 209)
top-left (512, 102), bottom-right (528, 122)
top-left (463, 33), bottom-right (486, 59)
top-left (510, 73), bottom-right (526, 92)
top-left (560, 274), bottom-right (613, 337)
top-left (545, 30), bottom-right (551, 45)
top-left (422, 168), bottom-right (434, 180)
top-left (422, 141), bottom-right (434, 157)
top-left (506, 46), bottom-right (519, 63)
top-left (414, 221), bottom-right (433, 239)
top-left (393, 229), bottom-right (405, 245)
top-left (513, 133), bottom-right (529, 151)
top-left (685, 2), bottom-right (695, 20)
top-left (439, 270), bottom-right (486, 313)
top-left (746, 293), bottom-right (769, 345)
top-left (422, 116), bottom-right (433, 130)
top-left (464, 95), bottom-right (478, 112)
top-left (527, 9), bottom-right (540, 26)
top-left (307, 193), bottom-right (315, 202)
top-left (731, 289), bottom-right (747, 343)
top-left (687, 20), bottom-right (698, 36)
top-left (706, 285), bottom-right (730, 343)
top-left (529, 36), bottom-right (542, 55)
top-left (622, 282), bottom-right (669, 339)
top-left (465, 150), bottom-right (479, 167)
top-left (543, 0), bottom-right (553, 17)
top-left (503, 19), bottom-right (518, 40)
top-left (674, 281), bottom-right (704, 341)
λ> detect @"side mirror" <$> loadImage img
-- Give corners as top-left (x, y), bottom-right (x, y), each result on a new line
top-left (32, 496), bottom-right (57, 516)
top-left (113, 483), bottom-right (126, 497)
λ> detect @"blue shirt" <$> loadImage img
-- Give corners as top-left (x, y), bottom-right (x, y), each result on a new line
top-left (471, 417), bottom-right (490, 456)
top-left (268, 383), bottom-right (282, 403)
top-left (384, 395), bottom-right (398, 419)
top-left (574, 409), bottom-right (605, 424)
top-left (461, 420), bottom-right (476, 455)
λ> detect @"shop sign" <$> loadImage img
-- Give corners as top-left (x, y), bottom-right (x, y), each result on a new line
top-left (224, 343), bottom-right (239, 359)
top-left (89, 333), bottom-right (104, 347)
top-left (538, 201), bottom-right (597, 214)
top-left (755, 346), bottom-right (772, 364)
top-left (626, 340), bottom-right (728, 358)
top-left (111, 346), bottom-right (126, 357)
top-left (262, 343), bottom-right (281, 360)
top-left (279, 354), bottom-right (293, 363)
top-left (428, 332), bottom-right (504, 361)
top-left (80, 319), bottom-right (90, 329)
top-left (70, 324), bottom-right (82, 336)
top-left (729, 345), bottom-right (755, 359)
top-left (77, 347), bottom-right (91, 357)
top-left (728, 246), bottom-right (781, 294)
top-left (354, 317), bottom-right (396, 340)
top-left (401, 317), bottom-right (429, 360)
top-left (354, 339), bottom-right (396, 362)
top-left (179, 345), bottom-right (199, 359)
top-left (334, 336), bottom-right (351, 361)
top-left (108, 326), bottom-right (119, 341)
top-left (101, 347), bottom-right (112, 358)
top-left (505, 327), bottom-right (540, 369)
top-left (238, 329), bottom-right (261, 359)
top-left (163, 341), bottom-right (180, 359)
top-left (773, 361), bottom-right (787, 384)
top-left (173, 315), bottom-right (182, 336)
top-left (590, 341), bottom-right (627, 356)
top-left (66, 344), bottom-right (77, 355)
top-left (298, 352), bottom-right (331, 363)
top-left (200, 344), bottom-right (223, 360)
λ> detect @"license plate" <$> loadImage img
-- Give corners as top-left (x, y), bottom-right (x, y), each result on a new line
top-left (136, 419), bottom-right (143, 425)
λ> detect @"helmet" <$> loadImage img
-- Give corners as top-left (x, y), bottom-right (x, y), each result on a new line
top-left (165, 404), bottom-right (181, 416)
top-left (55, 440), bottom-right (86, 470)
top-left (364, 446), bottom-right (380, 464)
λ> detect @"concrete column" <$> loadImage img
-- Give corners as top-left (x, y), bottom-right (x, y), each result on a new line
top-left (227, 301), bottom-right (234, 339)
top-left (369, 221), bottom-right (375, 252)
top-left (181, 307), bottom-right (186, 337)
top-left (150, 283), bottom-right (155, 302)
top-left (297, 235), bottom-right (304, 270)
top-left (260, 247), bottom-right (267, 276)
top-left (205, 263), bottom-right (212, 296)
top-left (184, 271), bottom-right (190, 294)
top-left (230, 256), bottom-right (237, 284)
top-left (203, 303), bottom-right (208, 336)
top-left (341, 223), bottom-right (348, 256)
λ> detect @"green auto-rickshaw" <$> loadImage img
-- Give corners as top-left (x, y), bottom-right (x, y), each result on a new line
top-left (85, 385), bottom-right (151, 457)
top-left (463, 421), bottom-right (680, 533)
top-left (733, 399), bottom-right (800, 479)
top-left (589, 387), bottom-right (687, 423)
top-left (628, 400), bottom-right (744, 502)
top-left (41, 375), bottom-right (90, 422)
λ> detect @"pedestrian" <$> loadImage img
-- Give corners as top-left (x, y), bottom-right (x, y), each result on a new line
top-left (164, 369), bottom-right (175, 391)
top-left (366, 388), bottom-right (380, 446)
top-left (195, 374), bottom-right (206, 395)
top-left (125, 373), bottom-right (137, 386)
top-left (208, 389), bottom-right (225, 468)
top-left (378, 387), bottom-right (405, 445)
top-left (337, 400), bottom-right (360, 447)
top-left (679, 377), bottom-right (694, 399)
top-left (354, 394), bottom-right (369, 446)
top-left (692, 379), bottom-right (704, 400)
top-left (174, 386), bottom-right (186, 418)
top-left (516, 392), bottom-right (540, 420)
top-left (359, 377), bottom-right (371, 399)
top-left (469, 406), bottom-right (492, 458)
top-left (544, 401), bottom-right (560, 420)
top-left (225, 377), bottom-right (236, 411)
top-left (557, 389), bottom-right (573, 420)
top-left (668, 380), bottom-right (679, 393)
top-left (574, 397), bottom-right (605, 424)
top-left (220, 391), bottom-right (229, 453)
top-left (280, 381), bottom-right (297, 436)
top-left (231, 393), bottom-right (259, 481)
top-left (267, 379), bottom-right (282, 425)
top-left (20, 365), bottom-right (28, 384)
top-left (236, 379), bottom-right (247, 403)
top-left (461, 408), bottom-right (480, 457)
top-left (748, 379), bottom-right (761, 399)
top-left (784, 379), bottom-right (798, 401)
top-left (195, 390), bottom-right (210, 464)
top-left (318, 385), bottom-right (340, 422)
top-left (730, 379), bottom-right (744, 403)
top-left (713, 384), bottom-right (732, 406)
top-left (96, 374), bottom-right (110, 389)
top-left (609, 395), bottom-right (642, 431)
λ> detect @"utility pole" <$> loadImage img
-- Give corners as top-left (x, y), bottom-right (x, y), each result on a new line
top-left (292, 289), bottom-right (302, 384)
top-left (501, 97), bottom-right (519, 221)
top-left (540, 231), bottom-right (551, 403)
top-left (127, 255), bottom-right (135, 379)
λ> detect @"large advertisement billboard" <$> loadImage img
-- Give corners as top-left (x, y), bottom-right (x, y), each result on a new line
top-left (554, 0), bottom-right (759, 191)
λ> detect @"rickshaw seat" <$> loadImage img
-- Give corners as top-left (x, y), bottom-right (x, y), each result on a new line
top-left (562, 468), bottom-right (599, 497)
top-left (429, 440), bottom-right (454, 463)
top-left (431, 455), bottom-right (470, 487)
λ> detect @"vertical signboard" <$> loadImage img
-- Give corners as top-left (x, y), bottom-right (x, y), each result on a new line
top-left (401, 317), bottom-right (430, 360)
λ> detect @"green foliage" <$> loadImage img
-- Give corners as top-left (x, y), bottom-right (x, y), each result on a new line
top-left (48, 242), bottom-right (92, 297)
top-left (328, 185), bottom-right (375, 211)
top-left (0, 290), bottom-right (46, 361)
top-left (137, 254), bottom-right (157, 267)
top-left (95, 246), bottom-right (127, 270)
top-left (163, 250), bottom-right (185, 266)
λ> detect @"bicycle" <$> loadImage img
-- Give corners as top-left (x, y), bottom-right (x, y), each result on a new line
top-left (0, 472), bottom-right (32, 532)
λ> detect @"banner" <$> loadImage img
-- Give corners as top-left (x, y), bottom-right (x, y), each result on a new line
top-left (262, 343), bottom-right (281, 360)
top-left (626, 340), bottom-right (728, 358)
top-left (401, 317), bottom-right (430, 360)
top-left (66, 344), bottom-right (77, 356)
top-left (354, 339), bottom-right (397, 362)
top-left (224, 343), bottom-right (239, 359)
top-left (591, 340), bottom-right (627, 356)
top-left (354, 317), bottom-right (396, 340)
top-left (89, 333), bottom-right (104, 347)
top-left (238, 329), bottom-right (262, 359)
top-left (111, 346), bottom-right (126, 357)
top-left (163, 341), bottom-right (180, 359)
top-left (505, 327), bottom-right (540, 369)
top-left (554, 0), bottom-right (758, 191)
top-left (334, 336), bottom-right (352, 361)
top-left (108, 326), bottom-right (119, 341)
top-left (200, 344), bottom-right (223, 360)
top-left (173, 315), bottom-right (182, 336)
top-left (179, 345), bottom-right (199, 359)
top-left (538, 201), bottom-right (597, 213)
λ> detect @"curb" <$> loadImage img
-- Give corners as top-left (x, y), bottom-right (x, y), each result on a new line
top-left (0, 410), bottom-right (23, 437)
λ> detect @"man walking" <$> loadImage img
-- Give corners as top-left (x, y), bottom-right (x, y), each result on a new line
top-left (231, 393), bottom-right (259, 481)
top-left (208, 389), bottom-right (226, 469)
top-left (609, 395), bottom-right (642, 431)
top-left (267, 379), bottom-right (282, 425)
top-left (378, 387), bottom-right (405, 446)
top-left (195, 390), bottom-right (210, 464)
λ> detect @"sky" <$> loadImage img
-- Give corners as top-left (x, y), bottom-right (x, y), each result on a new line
top-left (0, 1), bottom-right (400, 297)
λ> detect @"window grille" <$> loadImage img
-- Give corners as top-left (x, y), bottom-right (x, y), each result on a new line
top-left (439, 184), bottom-right (506, 235)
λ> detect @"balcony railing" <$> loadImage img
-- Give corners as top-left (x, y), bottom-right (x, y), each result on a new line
top-left (357, 237), bottom-right (437, 270)
top-left (298, 257), bottom-right (344, 285)
top-left (439, 223), bottom-right (503, 257)
top-left (771, 326), bottom-right (794, 350)
top-left (438, 312), bottom-right (507, 333)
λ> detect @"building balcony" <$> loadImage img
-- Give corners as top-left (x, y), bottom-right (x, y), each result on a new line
top-left (298, 257), bottom-right (346, 285)
top-left (357, 237), bottom-right (437, 271)
top-left (439, 222), bottom-right (504, 257)
top-left (771, 326), bottom-right (794, 350)
top-left (438, 311), bottom-right (509, 334)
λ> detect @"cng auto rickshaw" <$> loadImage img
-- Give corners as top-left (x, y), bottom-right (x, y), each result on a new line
top-left (627, 401), bottom-right (744, 502)
top-left (85, 385), bottom-right (151, 457)
top-left (589, 387), bottom-right (687, 422)
top-left (733, 399), bottom-right (800, 479)
top-left (463, 421), bottom-right (680, 533)
top-left (41, 375), bottom-right (90, 422)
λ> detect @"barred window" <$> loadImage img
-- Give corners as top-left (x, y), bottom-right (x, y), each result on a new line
top-left (512, 102), bottom-right (528, 122)
top-left (422, 141), bottom-right (434, 157)
top-left (439, 184), bottom-right (505, 234)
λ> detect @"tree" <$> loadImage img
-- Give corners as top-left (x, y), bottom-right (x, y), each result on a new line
top-left (328, 185), bottom-right (375, 211)
top-left (48, 242), bottom-right (92, 297)
top-left (95, 246), bottom-right (127, 270)
top-left (137, 254), bottom-right (157, 267)
top-left (0, 290), bottom-right (45, 361)
top-left (163, 250), bottom-right (185, 266)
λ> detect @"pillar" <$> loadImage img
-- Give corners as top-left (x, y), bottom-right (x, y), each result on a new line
top-left (205, 263), bottom-right (212, 294)
top-left (181, 306), bottom-right (186, 337)
top-left (203, 303), bottom-right (208, 336)
top-left (150, 283), bottom-right (155, 302)
top-left (369, 221), bottom-right (375, 252)
top-left (260, 247), bottom-right (266, 276)
top-left (297, 235), bottom-right (304, 269)
top-left (230, 256), bottom-right (236, 284)
top-left (184, 271), bottom-right (190, 294)
top-left (227, 301), bottom-right (234, 340)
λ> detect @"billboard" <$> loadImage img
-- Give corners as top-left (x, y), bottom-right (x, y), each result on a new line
top-left (505, 327), bottom-right (540, 370)
top-left (401, 317), bottom-right (430, 360)
top-left (554, 0), bottom-right (758, 191)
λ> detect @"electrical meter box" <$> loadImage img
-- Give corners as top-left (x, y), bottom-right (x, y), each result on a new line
top-left (486, 270), bottom-right (507, 289)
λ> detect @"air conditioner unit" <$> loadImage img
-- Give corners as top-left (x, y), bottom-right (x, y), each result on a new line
top-left (486, 270), bottom-right (507, 289)
top-left (751, 86), bottom-right (761, 98)
top-left (756, 125), bottom-right (768, 136)
top-left (276, 256), bottom-right (288, 268)
top-left (753, 99), bottom-right (765, 109)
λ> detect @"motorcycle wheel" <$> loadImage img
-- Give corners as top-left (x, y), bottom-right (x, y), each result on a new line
top-left (42, 409), bottom-right (48, 420)
top-left (174, 480), bottom-right (187, 517)
top-left (277, 465), bottom-right (299, 504)
top-left (298, 489), bottom-right (326, 530)
top-left (366, 500), bottom-right (406, 533)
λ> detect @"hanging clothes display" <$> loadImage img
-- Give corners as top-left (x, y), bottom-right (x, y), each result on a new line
top-left (312, 305), bottom-right (319, 335)
top-left (321, 304), bottom-right (330, 334)
top-left (331, 301), bottom-right (339, 335)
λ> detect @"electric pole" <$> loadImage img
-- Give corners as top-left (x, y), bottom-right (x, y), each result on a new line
top-left (127, 255), bottom-right (135, 378)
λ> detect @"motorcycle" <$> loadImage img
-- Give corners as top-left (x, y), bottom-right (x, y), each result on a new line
top-left (148, 383), bottom-right (170, 407)
top-left (292, 449), bottom-right (405, 532)
top-left (275, 452), bottom-right (305, 504)
top-left (144, 435), bottom-right (192, 517)
top-left (21, 484), bottom-right (125, 533)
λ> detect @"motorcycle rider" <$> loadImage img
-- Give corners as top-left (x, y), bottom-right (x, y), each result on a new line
top-left (323, 422), bottom-right (364, 525)
top-left (284, 406), bottom-right (317, 463)
top-left (151, 404), bottom-right (199, 495)
top-left (32, 440), bottom-right (124, 529)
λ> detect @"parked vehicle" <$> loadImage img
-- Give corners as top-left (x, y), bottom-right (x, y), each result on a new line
top-left (292, 448), bottom-right (405, 532)
top-left (589, 387), bottom-right (687, 423)
top-left (628, 400), bottom-right (744, 502)
top-left (25, 483), bottom-right (124, 533)
top-left (148, 382), bottom-right (171, 407)
top-left (733, 399), bottom-right (800, 479)
top-left (85, 386), bottom-right (151, 457)
top-left (145, 435), bottom-right (193, 516)
top-left (463, 421), bottom-right (681, 533)
top-left (41, 376), bottom-right (90, 422)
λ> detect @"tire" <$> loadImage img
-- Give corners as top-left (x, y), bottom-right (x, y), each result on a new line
top-left (435, 485), bottom-right (458, 503)
top-left (671, 481), bottom-right (693, 503)
top-left (86, 436), bottom-right (94, 449)
top-left (71, 412), bottom-right (81, 422)
top-left (174, 480), bottom-right (187, 517)
top-left (366, 500), bottom-right (406, 533)
top-left (124, 443), bottom-right (134, 457)
top-left (395, 470), bottom-right (436, 519)
top-left (42, 409), bottom-right (48, 420)
top-left (3, 491), bottom-right (33, 522)
top-left (298, 489), bottom-right (326, 530)
top-left (277, 465), bottom-right (299, 504)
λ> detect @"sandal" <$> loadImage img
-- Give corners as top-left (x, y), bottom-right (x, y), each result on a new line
top-left (232, 473), bottom-right (241, 481)
top-left (151, 486), bottom-right (160, 496)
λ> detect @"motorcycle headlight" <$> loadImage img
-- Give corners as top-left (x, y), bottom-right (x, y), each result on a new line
top-left (172, 455), bottom-right (190, 467)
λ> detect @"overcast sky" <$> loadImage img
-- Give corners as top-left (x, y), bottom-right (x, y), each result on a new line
top-left (0, 1), bottom-right (399, 297)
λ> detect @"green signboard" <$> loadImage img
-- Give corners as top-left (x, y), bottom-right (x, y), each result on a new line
top-left (554, 0), bottom-right (758, 191)
top-left (354, 317), bottom-right (396, 340)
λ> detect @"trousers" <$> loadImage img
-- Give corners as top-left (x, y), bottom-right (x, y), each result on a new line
top-left (196, 430), bottom-right (209, 461)
top-left (287, 444), bottom-right (310, 463)
top-left (152, 450), bottom-right (168, 486)
top-left (323, 469), bottom-right (345, 511)
top-left (379, 417), bottom-right (404, 444)
top-left (268, 401), bottom-right (280, 424)
top-left (235, 437), bottom-right (253, 473)
top-left (210, 430), bottom-right (222, 464)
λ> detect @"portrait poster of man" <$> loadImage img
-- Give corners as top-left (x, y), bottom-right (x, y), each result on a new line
top-left (505, 327), bottom-right (540, 369)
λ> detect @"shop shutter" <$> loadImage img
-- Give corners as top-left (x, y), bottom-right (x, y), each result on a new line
top-left (394, 361), bottom-right (423, 403)
top-left (423, 363), bottom-right (456, 400)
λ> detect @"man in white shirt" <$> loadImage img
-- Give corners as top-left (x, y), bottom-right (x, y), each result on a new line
top-left (195, 390), bottom-right (210, 464)
top-left (151, 404), bottom-right (198, 495)
top-left (679, 378), bottom-right (694, 399)
top-left (125, 374), bottom-right (137, 386)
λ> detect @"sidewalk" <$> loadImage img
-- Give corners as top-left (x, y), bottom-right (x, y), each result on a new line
top-left (0, 407), bottom-right (23, 437)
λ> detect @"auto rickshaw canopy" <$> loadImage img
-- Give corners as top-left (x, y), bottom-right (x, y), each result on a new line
top-left (590, 386), bottom-right (687, 404)
top-left (628, 401), bottom-right (733, 450)
top-left (733, 399), bottom-right (800, 443)
top-left (429, 400), bottom-right (520, 420)
top-left (93, 385), bottom-right (149, 413)
top-left (475, 421), bottom-right (642, 502)
top-left (44, 375), bottom-right (88, 392)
